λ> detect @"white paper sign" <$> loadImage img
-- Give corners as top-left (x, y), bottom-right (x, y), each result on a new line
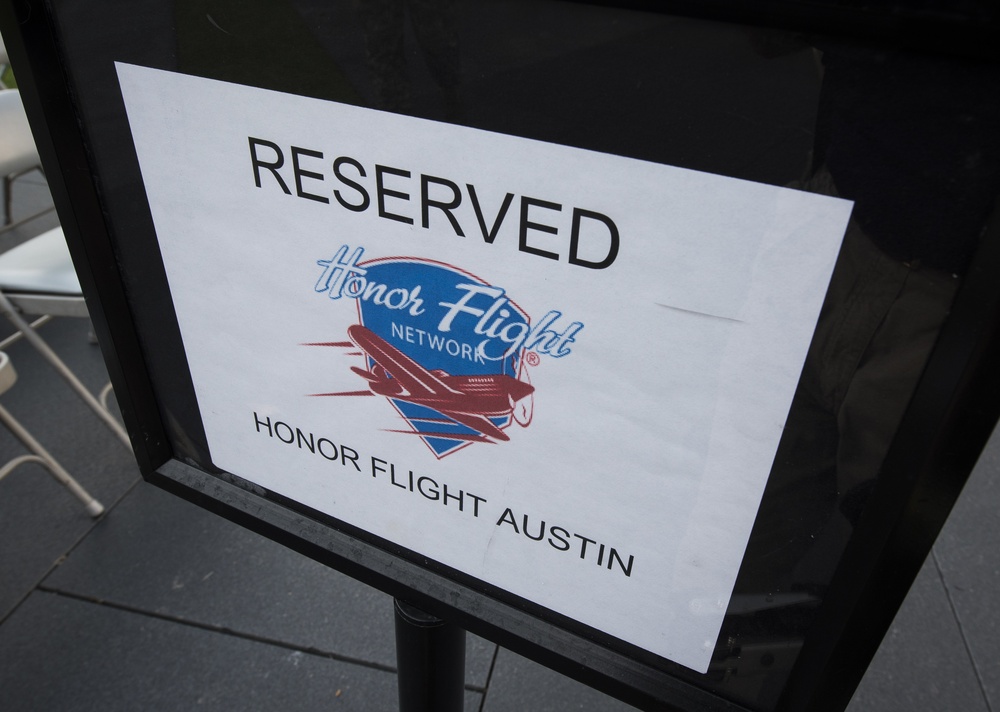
top-left (116, 62), bottom-right (851, 673)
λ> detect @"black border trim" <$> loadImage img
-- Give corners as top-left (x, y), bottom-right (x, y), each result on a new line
top-left (3, 1), bottom-right (998, 711)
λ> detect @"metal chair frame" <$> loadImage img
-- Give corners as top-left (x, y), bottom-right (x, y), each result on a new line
top-left (0, 350), bottom-right (104, 517)
top-left (0, 228), bottom-right (131, 449)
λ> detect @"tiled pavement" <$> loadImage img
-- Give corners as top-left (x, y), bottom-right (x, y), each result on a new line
top-left (1, 175), bottom-right (997, 711)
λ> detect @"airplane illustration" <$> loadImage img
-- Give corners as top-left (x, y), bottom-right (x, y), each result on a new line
top-left (314, 324), bottom-right (534, 443)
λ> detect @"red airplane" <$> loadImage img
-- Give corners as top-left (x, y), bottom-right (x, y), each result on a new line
top-left (315, 324), bottom-right (534, 443)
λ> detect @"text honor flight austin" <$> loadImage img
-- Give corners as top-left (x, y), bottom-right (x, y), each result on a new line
top-left (247, 136), bottom-right (633, 578)
top-left (252, 412), bottom-right (635, 578)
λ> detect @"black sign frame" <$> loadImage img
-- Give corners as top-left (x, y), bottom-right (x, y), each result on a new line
top-left (3, 2), bottom-right (999, 711)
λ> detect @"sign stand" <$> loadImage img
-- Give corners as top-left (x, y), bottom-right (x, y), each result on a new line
top-left (393, 599), bottom-right (467, 712)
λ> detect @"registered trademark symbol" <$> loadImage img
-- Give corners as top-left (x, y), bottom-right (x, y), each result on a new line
top-left (525, 352), bottom-right (540, 367)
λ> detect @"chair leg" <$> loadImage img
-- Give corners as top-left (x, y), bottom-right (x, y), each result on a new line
top-left (0, 292), bottom-right (132, 450)
top-left (3, 166), bottom-right (46, 227)
top-left (0, 402), bottom-right (104, 517)
top-left (3, 174), bottom-right (11, 226)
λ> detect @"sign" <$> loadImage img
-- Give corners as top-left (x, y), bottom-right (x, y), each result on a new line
top-left (116, 62), bottom-right (851, 673)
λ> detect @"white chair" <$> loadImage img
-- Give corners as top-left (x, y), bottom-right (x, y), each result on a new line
top-left (0, 350), bottom-right (104, 517)
top-left (0, 31), bottom-right (9, 88)
top-left (0, 89), bottom-right (44, 226)
top-left (0, 227), bottom-right (131, 449)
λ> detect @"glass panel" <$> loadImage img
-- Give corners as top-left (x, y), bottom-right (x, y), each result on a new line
top-left (47, 2), bottom-right (1000, 709)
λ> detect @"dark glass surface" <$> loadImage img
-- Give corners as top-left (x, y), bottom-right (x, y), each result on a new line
top-left (10, 1), bottom-right (998, 710)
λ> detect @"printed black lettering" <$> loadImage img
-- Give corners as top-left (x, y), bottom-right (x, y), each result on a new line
top-left (573, 533), bottom-right (596, 560)
top-left (316, 438), bottom-right (339, 460)
top-left (253, 412), bottom-right (273, 437)
top-left (391, 468), bottom-right (409, 489)
top-left (248, 138), bottom-right (290, 193)
top-left (522, 514), bottom-right (545, 541)
top-left (519, 196), bottom-right (561, 261)
top-left (252, 413), bottom-right (361, 473)
top-left (421, 174), bottom-right (465, 236)
top-left (495, 507), bottom-right (519, 533)
top-left (295, 428), bottom-right (316, 453)
top-left (548, 525), bottom-right (571, 551)
top-left (333, 156), bottom-right (370, 212)
top-left (442, 483), bottom-right (464, 510)
top-left (375, 165), bottom-right (414, 224)
top-left (291, 146), bottom-right (329, 204)
top-left (492, 508), bottom-right (635, 578)
top-left (608, 548), bottom-right (634, 577)
top-left (341, 445), bottom-right (361, 471)
top-left (569, 208), bottom-right (619, 269)
top-left (467, 492), bottom-right (486, 518)
top-left (467, 185), bottom-right (513, 244)
top-left (416, 476), bottom-right (439, 500)
top-left (274, 421), bottom-right (295, 443)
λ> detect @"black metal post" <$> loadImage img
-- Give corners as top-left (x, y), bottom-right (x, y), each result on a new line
top-left (394, 598), bottom-right (467, 712)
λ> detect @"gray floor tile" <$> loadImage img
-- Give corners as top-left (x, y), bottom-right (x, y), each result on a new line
top-left (0, 319), bottom-right (139, 619)
top-left (0, 590), bottom-right (402, 711)
top-left (6, 326), bottom-right (135, 463)
top-left (0, 463), bottom-right (100, 618)
top-left (43, 481), bottom-right (497, 687)
top-left (846, 554), bottom-right (990, 712)
top-left (481, 648), bottom-right (639, 712)
top-left (932, 424), bottom-right (1000, 710)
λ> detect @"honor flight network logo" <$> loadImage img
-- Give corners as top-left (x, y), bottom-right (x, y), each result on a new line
top-left (308, 245), bottom-right (583, 458)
